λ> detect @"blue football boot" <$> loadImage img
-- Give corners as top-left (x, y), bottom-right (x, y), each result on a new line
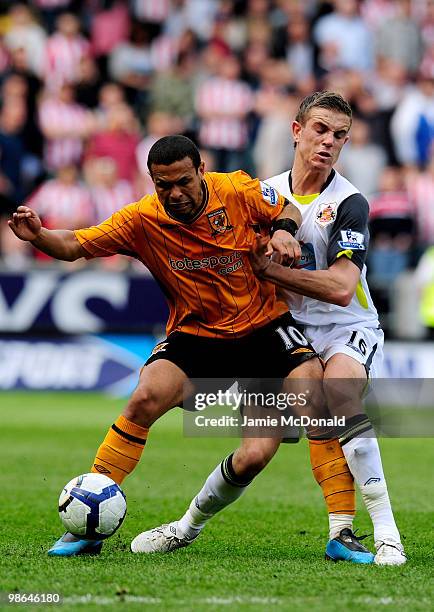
top-left (48, 532), bottom-right (103, 557)
top-left (325, 528), bottom-right (374, 564)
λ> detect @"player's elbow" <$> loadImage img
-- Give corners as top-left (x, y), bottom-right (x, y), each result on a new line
top-left (58, 246), bottom-right (83, 262)
top-left (63, 252), bottom-right (81, 262)
top-left (64, 235), bottom-right (86, 261)
top-left (332, 288), bottom-right (353, 307)
top-left (338, 293), bottom-right (352, 307)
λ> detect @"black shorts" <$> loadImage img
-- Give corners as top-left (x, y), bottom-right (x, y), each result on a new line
top-left (145, 312), bottom-right (316, 381)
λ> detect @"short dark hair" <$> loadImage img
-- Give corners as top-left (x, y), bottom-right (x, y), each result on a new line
top-left (295, 91), bottom-right (352, 125)
top-left (147, 135), bottom-right (201, 174)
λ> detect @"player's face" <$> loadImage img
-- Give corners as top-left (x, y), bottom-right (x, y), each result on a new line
top-left (292, 108), bottom-right (350, 172)
top-left (151, 157), bottom-right (205, 222)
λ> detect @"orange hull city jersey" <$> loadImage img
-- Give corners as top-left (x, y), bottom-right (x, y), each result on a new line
top-left (74, 171), bottom-right (288, 338)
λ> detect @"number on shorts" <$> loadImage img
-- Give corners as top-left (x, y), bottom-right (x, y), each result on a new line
top-left (276, 326), bottom-right (309, 351)
top-left (347, 330), bottom-right (367, 356)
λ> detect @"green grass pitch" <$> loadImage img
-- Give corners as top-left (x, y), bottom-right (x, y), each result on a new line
top-left (1, 392), bottom-right (433, 611)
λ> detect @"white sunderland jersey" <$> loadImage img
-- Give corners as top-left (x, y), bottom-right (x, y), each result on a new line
top-left (265, 169), bottom-right (380, 328)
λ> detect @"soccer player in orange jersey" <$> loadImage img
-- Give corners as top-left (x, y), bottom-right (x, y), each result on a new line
top-left (136, 96), bottom-right (404, 566)
top-left (9, 135), bottom-right (324, 557)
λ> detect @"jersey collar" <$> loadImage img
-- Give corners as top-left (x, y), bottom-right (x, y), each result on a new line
top-left (288, 168), bottom-right (335, 196)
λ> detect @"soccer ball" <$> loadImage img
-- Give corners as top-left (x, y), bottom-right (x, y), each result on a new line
top-left (58, 473), bottom-right (127, 540)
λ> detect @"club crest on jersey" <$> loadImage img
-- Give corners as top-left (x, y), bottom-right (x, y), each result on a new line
top-left (259, 181), bottom-right (278, 206)
top-left (207, 208), bottom-right (233, 235)
top-left (315, 202), bottom-right (337, 226)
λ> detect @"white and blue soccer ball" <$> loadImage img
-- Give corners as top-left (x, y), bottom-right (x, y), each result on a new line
top-left (58, 473), bottom-right (127, 540)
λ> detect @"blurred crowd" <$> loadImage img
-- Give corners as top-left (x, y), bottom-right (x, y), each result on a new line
top-left (1, 0), bottom-right (434, 315)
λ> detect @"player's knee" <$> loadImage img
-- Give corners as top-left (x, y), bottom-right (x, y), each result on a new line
top-left (305, 381), bottom-right (328, 422)
top-left (235, 444), bottom-right (276, 478)
top-left (124, 386), bottom-right (162, 427)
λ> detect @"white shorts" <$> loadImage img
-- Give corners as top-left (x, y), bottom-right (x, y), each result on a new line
top-left (303, 323), bottom-right (384, 380)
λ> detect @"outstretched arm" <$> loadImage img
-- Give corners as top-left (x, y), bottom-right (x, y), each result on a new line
top-left (8, 206), bottom-right (87, 262)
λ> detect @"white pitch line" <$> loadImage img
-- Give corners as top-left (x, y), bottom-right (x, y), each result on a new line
top-left (63, 594), bottom-right (284, 606)
top-left (63, 595), bottom-right (162, 605)
top-left (204, 596), bottom-right (282, 605)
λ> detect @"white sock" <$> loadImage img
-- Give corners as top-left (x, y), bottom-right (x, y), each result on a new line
top-left (177, 455), bottom-right (250, 540)
top-left (328, 513), bottom-right (354, 540)
top-left (342, 435), bottom-right (401, 544)
top-left (360, 482), bottom-right (401, 545)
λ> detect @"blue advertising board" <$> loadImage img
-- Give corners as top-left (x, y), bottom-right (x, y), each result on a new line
top-left (0, 335), bottom-right (433, 395)
top-left (0, 334), bottom-right (157, 395)
top-left (0, 269), bottom-right (168, 333)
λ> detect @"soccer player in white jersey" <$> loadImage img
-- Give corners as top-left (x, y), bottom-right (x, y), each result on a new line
top-left (130, 93), bottom-right (406, 566)
top-left (252, 91), bottom-right (405, 566)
